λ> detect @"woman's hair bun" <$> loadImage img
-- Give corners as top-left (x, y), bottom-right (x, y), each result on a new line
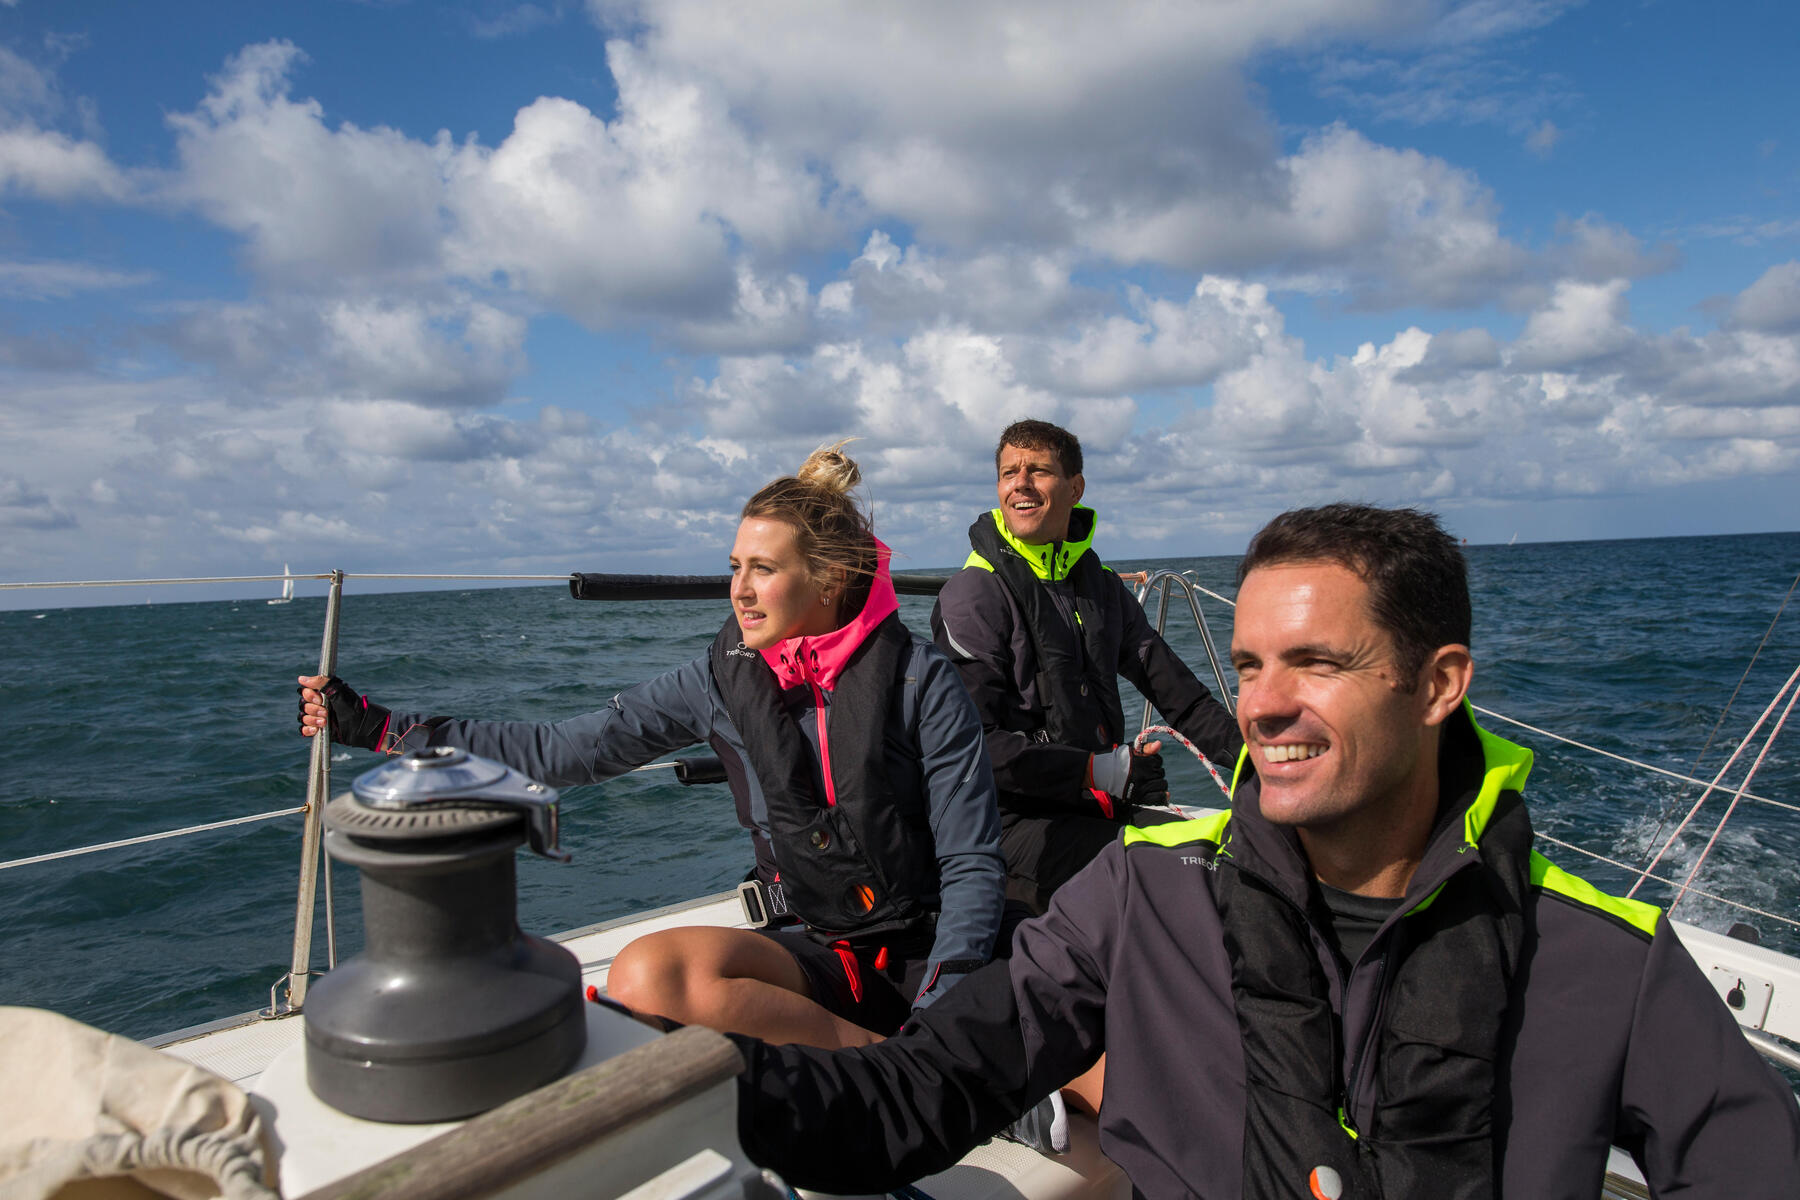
top-left (795, 439), bottom-right (861, 496)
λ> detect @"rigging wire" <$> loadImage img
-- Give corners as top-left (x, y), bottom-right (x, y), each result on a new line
top-left (1692, 571), bottom-right (1798, 773)
top-left (1636, 570), bottom-right (1800, 858)
top-left (1471, 706), bottom-right (1798, 816)
top-left (1627, 663), bottom-right (1800, 899)
top-left (1669, 675), bottom-right (1800, 913)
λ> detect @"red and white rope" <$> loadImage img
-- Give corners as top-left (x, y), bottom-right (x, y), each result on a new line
top-left (1133, 723), bottom-right (1233, 813)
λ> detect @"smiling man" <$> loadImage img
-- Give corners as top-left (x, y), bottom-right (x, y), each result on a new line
top-left (931, 419), bottom-right (1242, 912)
top-left (733, 503), bottom-right (1800, 1198)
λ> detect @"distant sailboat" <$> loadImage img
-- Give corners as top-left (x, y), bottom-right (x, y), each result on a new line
top-left (268, 564), bottom-right (295, 605)
top-left (1507, 532), bottom-right (1518, 546)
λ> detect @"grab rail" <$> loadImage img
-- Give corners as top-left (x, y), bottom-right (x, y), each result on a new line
top-left (1131, 569), bottom-right (1235, 731)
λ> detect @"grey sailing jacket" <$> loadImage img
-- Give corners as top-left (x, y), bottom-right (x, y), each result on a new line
top-left (930, 505), bottom-right (1241, 815)
top-left (385, 631), bottom-right (1006, 1009)
top-left (732, 707), bottom-right (1800, 1196)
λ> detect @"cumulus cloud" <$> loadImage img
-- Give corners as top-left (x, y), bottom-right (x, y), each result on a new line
top-left (442, 41), bottom-right (832, 326)
top-left (159, 293), bottom-right (526, 408)
top-left (590, 1), bottom-right (1554, 310)
top-left (824, 232), bottom-right (1085, 335)
top-left (0, 124), bottom-right (130, 201)
top-left (8, 261), bottom-right (1800, 585)
top-left (1548, 215), bottom-right (1679, 284)
top-left (5, 3), bottom-right (1799, 587)
top-left (164, 42), bottom-right (448, 284)
top-left (1089, 125), bottom-right (1530, 308)
top-left (1032, 276), bottom-right (1278, 396)
top-left (1510, 279), bottom-right (1635, 371)
top-left (1727, 262), bottom-right (1800, 333)
top-left (0, 476), bottom-right (76, 530)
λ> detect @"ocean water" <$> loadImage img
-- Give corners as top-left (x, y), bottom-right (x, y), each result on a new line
top-left (2, 532), bottom-right (1797, 1042)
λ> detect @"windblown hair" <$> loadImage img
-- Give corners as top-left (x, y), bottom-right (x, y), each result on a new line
top-left (741, 441), bottom-right (878, 604)
top-left (1237, 503), bottom-right (1471, 682)
top-left (996, 419), bottom-right (1083, 477)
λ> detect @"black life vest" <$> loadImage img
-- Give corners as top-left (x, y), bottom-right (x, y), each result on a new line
top-left (708, 614), bottom-right (940, 945)
top-left (966, 509), bottom-right (1123, 752)
top-left (1213, 743), bottom-right (1531, 1199)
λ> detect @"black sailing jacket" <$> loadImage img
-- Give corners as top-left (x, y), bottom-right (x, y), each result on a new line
top-left (733, 707), bottom-right (1800, 1197)
top-left (930, 505), bottom-right (1241, 817)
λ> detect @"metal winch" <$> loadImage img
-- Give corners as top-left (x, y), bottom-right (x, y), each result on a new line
top-left (303, 746), bottom-right (587, 1123)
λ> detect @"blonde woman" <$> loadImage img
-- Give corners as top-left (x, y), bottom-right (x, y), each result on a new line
top-left (299, 445), bottom-right (1005, 1049)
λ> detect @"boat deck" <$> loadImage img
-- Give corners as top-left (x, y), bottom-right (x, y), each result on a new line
top-left (143, 880), bottom-right (1800, 1199)
top-left (152, 892), bottom-right (1129, 1200)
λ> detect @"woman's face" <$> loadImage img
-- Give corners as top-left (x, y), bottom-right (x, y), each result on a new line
top-left (730, 517), bottom-right (839, 649)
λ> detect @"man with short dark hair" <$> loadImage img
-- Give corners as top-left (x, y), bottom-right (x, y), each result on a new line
top-left (932, 418), bottom-right (1241, 910)
top-left (733, 502), bottom-right (1800, 1198)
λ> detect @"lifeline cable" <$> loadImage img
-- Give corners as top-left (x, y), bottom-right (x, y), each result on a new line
top-left (1637, 569), bottom-right (1800, 857)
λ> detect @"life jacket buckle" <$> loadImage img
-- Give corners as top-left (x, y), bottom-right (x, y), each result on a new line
top-left (737, 878), bottom-right (791, 928)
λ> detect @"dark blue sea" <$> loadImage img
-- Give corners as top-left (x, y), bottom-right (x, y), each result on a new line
top-left (3, 533), bottom-right (1798, 1042)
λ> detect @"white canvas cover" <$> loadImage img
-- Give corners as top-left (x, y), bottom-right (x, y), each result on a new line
top-left (0, 1008), bottom-right (278, 1200)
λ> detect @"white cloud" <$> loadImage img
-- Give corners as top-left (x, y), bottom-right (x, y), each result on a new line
top-left (164, 42), bottom-right (448, 284)
top-left (1089, 125), bottom-right (1528, 307)
top-left (590, 2), bottom-right (1546, 309)
top-left (0, 476), bottom-right (76, 529)
top-left (160, 293), bottom-right (527, 409)
top-left (0, 124), bottom-right (129, 200)
top-left (1510, 279), bottom-right (1634, 371)
top-left (1728, 262), bottom-right (1800, 333)
top-left (0, 259), bottom-right (152, 299)
top-left (826, 232), bottom-right (1083, 334)
top-left (442, 41), bottom-right (831, 325)
top-left (1036, 276), bottom-right (1278, 396)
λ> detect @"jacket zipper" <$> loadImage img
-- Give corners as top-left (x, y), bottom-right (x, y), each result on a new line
top-left (1231, 855), bottom-right (1467, 1138)
top-left (804, 657), bottom-right (836, 807)
top-left (1226, 859), bottom-right (1353, 1129)
top-left (1334, 856), bottom-right (1477, 1132)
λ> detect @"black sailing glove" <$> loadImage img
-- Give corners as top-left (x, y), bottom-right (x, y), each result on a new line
top-left (1090, 744), bottom-right (1169, 809)
top-left (301, 676), bottom-right (392, 750)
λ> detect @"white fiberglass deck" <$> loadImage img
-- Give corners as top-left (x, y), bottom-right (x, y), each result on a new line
top-left (153, 891), bottom-right (1127, 1200)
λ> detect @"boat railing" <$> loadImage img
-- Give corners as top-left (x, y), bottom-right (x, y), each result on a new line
top-left (1129, 568), bottom-right (1235, 723)
top-left (0, 567), bottom-right (956, 1019)
top-left (5, 567), bottom-right (1799, 1059)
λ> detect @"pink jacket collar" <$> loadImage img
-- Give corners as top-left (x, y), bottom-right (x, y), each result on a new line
top-left (761, 539), bottom-right (899, 691)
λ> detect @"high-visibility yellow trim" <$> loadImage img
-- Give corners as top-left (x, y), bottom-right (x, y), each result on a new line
top-left (1530, 850), bottom-right (1661, 938)
top-left (1462, 701), bottom-right (1534, 847)
top-left (1337, 1106), bottom-right (1359, 1140)
top-left (1406, 881), bottom-right (1447, 916)
top-left (1123, 811), bottom-right (1231, 849)
top-left (977, 506), bottom-right (1099, 582)
top-left (1229, 744), bottom-right (1251, 798)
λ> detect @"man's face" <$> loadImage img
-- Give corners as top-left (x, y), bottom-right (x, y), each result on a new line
top-left (1230, 561), bottom-right (1438, 834)
top-left (995, 443), bottom-right (1084, 545)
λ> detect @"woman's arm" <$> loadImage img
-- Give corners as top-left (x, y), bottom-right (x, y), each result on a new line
top-left (906, 643), bottom-right (1007, 1009)
top-left (311, 658), bottom-right (718, 790)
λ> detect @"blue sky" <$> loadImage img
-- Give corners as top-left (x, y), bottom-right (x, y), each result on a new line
top-left (2, 0), bottom-right (1798, 604)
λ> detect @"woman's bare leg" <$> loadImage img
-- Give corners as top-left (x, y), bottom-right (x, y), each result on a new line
top-left (1063, 1054), bottom-right (1104, 1114)
top-left (606, 926), bottom-right (883, 1049)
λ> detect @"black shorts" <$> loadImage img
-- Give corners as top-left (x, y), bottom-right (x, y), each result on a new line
top-left (757, 926), bottom-right (930, 1037)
